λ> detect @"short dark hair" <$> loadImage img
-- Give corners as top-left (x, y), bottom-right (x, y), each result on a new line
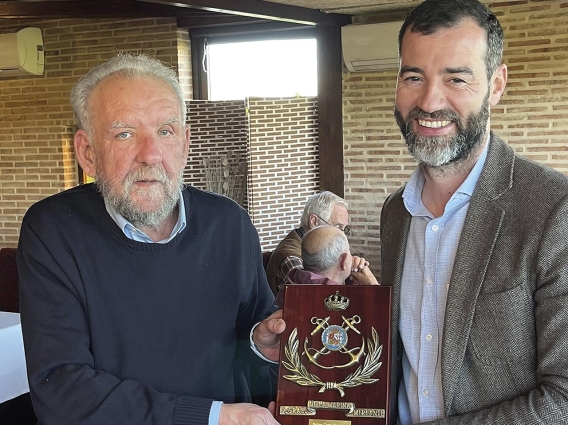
top-left (398, 0), bottom-right (504, 79)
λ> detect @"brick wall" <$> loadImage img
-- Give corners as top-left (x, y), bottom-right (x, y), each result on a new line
top-left (183, 97), bottom-right (319, 249)
top-left (344, 0), bottom-right (568, 272)
top-left (0, 18), bottom-right (190, 247)
top-left (177, 28), bottom-right (192, 99)
top-left (184, 100), bottom-right (248, 207)
top-left (247, 97), bottom-right (319, 250)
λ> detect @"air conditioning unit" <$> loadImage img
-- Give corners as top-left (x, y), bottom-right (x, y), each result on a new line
top-left (341, 21), bottom-right (403, 72)
top-left (0, 27), bottom-right (44, 78)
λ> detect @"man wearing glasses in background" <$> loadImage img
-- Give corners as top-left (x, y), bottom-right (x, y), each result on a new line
top-left (265, 191), bottom-right (353, 296)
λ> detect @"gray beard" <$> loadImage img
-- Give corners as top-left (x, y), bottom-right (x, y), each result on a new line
top-left (95, 165), bottom-right (183, 230)
top-left (411, 134), bottom-right (466, 167)
top-left (394, 93), bottom-right (490, 168)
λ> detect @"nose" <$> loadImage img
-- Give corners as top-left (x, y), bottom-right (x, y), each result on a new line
top-left (416, 81), bottom-right (446, 113)
top-left (135, 131), bottom-right (162, 165)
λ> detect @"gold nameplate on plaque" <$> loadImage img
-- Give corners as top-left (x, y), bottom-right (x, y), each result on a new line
top-left (280, 400), bottom-right (385, 417)
top-left (309, 420), bottom-right (351, 425)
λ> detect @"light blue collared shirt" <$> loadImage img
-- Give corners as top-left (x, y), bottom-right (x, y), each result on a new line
top-left (397, 140), bottom-right (489, 424)
top-left (104, 191), bottom-right (223, 425)
top-left (105, 191), bottom-right (187, 244)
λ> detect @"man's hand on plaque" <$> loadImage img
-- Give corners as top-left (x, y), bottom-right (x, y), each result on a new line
top-left (253, 309), bottom-right (285, 361)
top-left (219, 402), bottom-right (279, 425)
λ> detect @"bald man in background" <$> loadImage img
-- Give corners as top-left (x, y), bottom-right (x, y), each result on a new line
top-left (266, 191), bottom-right (350, 296)
top-left (275, 226), bottom-right (378, 308)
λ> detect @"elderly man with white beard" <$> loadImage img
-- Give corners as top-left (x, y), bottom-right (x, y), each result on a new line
top-left (17, 53), bottom-right (284, 425)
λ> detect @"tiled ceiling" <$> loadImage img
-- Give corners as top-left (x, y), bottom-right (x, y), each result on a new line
top-left (260, 0), bottom-right (421, 14)
top-left (259, 0), bottom-right (518, 15)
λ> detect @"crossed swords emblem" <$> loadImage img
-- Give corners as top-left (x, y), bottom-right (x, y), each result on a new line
top-left (303, 315), bottom-right (366, 369)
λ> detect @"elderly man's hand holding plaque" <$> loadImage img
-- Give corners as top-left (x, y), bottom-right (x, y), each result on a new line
top-left (253, 310), bottom-right (286, 362)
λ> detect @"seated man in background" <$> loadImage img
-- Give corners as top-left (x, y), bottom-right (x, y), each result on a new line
top-left (266, 191), bottom-right (349, 296)
top-left (275, 225), bottom-right (378, 308)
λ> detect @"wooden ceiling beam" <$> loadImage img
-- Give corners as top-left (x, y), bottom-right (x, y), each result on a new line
top-left (189, 21), bottom-right (313, 38)
top-left (136, 0), bottom-right (351, 26)
top-left (0, 0), bottom-right (191, 18)
top-left (177, 14), bottom-right (266, 29)
top-left (0, 0), bottom-right (351, 26)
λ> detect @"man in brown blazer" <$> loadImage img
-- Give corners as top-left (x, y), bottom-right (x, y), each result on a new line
top-left (381, 0), bottom-right (568, 423)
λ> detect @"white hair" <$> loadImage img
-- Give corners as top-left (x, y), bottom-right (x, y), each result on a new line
top-left (300, 191), bottom-right (348, 228)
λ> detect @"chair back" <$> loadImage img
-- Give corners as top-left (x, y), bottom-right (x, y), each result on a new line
top-left (0, 248), bottom-right (19, 313)
top-left (262, 251), bottom-right (272, 271)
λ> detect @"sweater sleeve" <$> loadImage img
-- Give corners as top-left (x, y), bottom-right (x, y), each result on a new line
top-left (17, 218), bottom-right (214, 425)
top-left (233, 217), bottom-right (277, 366)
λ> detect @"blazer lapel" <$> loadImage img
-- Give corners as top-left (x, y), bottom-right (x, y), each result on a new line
top-left (441, 134), bottom-right (514, 412)
top-left (380, 187), bottom-right (411, 424)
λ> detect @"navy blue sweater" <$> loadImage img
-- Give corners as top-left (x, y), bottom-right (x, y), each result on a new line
top-left (17, 184), bottom-right (275, 425)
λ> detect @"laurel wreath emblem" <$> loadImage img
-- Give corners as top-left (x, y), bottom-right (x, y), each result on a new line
top-left (282, 327), bottom-right (383, 397)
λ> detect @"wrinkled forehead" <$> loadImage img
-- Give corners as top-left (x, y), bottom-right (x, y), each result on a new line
top-left (330, 204), bottom-right (349, 223)
top-left (93, 74), bottom-right (182, 110)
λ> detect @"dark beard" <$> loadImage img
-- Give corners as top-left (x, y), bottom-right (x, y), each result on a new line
top-left (394, 93), bottom-right (490, 167)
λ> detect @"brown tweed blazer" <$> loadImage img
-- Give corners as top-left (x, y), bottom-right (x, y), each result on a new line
top-left (265, 228), bottom-right (302, 295)
top-left (380, 134), bottom-right (568, 424)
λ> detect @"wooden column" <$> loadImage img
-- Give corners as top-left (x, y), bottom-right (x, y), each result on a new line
top-left (317, 24), bottom-right (345, 197)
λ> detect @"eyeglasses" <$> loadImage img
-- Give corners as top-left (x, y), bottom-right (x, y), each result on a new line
top-left (316, 215), bottom-right (351, 236)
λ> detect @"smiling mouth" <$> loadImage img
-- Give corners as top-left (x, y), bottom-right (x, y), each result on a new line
top-left (418, 119), bottom-right (452, 128)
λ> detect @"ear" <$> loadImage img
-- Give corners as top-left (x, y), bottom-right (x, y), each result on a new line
top-left (489, 63), bottom-right (507, 106)
top-left (308, 214), bottom-right (319, 229)
top-left (181, 124), bottom-right (191, 163)
top-left (74, 129), bottom-right (96, 178)
top-left (338, 253), bottom-right (349, 271)
top-left (184, 124), bottom-right (190, 153)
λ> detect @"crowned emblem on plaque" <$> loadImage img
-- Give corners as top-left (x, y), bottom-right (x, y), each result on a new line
top-left (324, 291), bottom-right (350, 311)
top-left (282, 291), bottom-right (383, 397)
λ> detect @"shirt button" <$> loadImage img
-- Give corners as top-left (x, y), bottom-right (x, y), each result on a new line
top-left (431, 224), bottom-right (439, 231)
top-left (423, 388), bottom-right (430, 396)
top-left (426, 334), bottom-right (432, 341)
top-left (426, 278), bottom-right (433, 285)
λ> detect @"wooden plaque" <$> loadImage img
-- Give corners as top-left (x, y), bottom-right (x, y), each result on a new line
top-left (276, 285), bottom-right (392, 425)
